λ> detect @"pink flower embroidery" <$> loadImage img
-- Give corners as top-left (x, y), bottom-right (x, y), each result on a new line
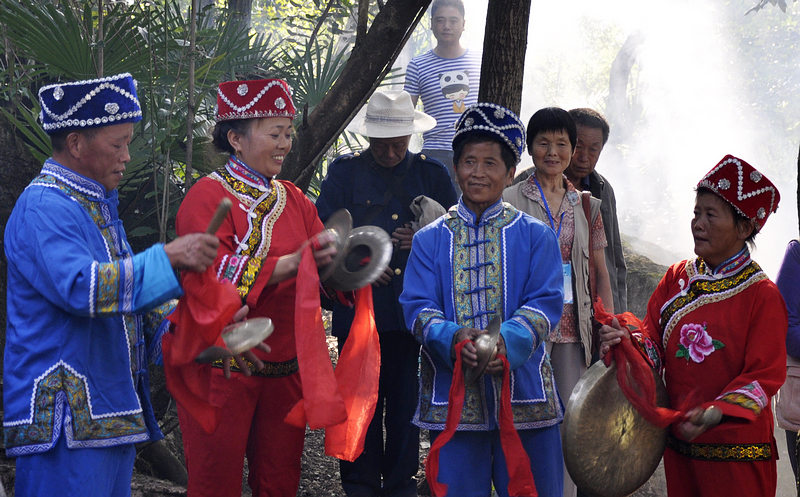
top-left (676, 322), bottom-right (724, 363)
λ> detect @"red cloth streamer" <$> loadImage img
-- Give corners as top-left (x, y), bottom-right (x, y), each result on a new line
top-left (426, 340), bottom-right (469, 497)
top-left (427, 341), bottom-right (537, 497)
top-left (497, 355), bottom-right (537, 497)
top-left (324, 285), bottom-right (381, 461)
top-left (594, 298), bottom-right (683, 428)
top-left (284, 243), bottom-right (348, 429)
top-left (163, 267), bottom-right (242, 434)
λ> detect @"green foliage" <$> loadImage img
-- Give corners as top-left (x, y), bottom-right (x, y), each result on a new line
top-left (0, 0), bottom-right (355, 248)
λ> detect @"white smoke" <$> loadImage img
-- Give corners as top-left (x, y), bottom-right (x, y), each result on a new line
top-left (460, 0), bottom-right (798, 276)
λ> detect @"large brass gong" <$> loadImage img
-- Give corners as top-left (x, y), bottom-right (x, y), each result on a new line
top-left (562, 360), bottom-right (669, 497)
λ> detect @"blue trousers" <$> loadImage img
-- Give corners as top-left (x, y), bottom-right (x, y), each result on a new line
top-left (339, 330), bottom-right (421, 497)
top-left (429, 425), bottom-right (563, 497)
top-left (15, 426), bottom-right (135, 497)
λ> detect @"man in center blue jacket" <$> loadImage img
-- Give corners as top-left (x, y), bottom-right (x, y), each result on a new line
top-left (316, 89), bottom-right (457, 497)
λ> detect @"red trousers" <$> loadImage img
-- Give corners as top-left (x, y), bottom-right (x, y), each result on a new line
top-left (178, 368), bottom-right (306, 497)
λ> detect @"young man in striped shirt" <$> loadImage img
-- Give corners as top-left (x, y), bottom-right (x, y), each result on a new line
top-left (404, 0), bottom-right (482, 194)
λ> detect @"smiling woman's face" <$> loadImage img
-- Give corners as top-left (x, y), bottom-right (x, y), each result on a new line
top-left (229, 117), bottom-right (293, 178)
top-left (529, 129), bottom-right (572, 180)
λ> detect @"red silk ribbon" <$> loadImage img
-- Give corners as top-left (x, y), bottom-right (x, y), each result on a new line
top-left (324, 284), bottom-right (381, 461)
top-left (498, 355), bottom-right (537, 497)
top-left (594, 298), bottom-right (683, 428)
top-left (427, 340), bottom-right (537, 497)
top-left (285, 243), bottom-right (348, 429)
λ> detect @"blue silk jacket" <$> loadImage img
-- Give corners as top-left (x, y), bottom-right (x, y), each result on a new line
top-left (3, 160), bottom-right (182, 456)
top-left (400, 199), bottom-right (565, 430)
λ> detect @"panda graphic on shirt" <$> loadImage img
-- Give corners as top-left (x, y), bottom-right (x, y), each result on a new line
top-left (439, 70), bottom-right (470, 114)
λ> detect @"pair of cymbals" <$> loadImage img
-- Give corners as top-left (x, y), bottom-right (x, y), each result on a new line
top-left (320, 209), bottom-right (393, 291)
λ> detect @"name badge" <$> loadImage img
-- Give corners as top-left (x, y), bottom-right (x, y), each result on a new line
top-left (562, 263), bottom-right (573, 304)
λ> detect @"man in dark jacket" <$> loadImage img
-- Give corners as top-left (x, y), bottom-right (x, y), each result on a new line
top-left (316, 90), bottom-right (458, 497)
top-left (564, 108), bottom-right (627, 313)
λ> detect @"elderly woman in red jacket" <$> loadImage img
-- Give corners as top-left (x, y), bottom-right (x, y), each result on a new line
top-left (599, 155), bottom-right (787, 497)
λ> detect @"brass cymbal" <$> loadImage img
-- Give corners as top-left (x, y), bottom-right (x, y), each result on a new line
top-left (464, 315), bottom-right (501, 384)
top-left (195, 317), bottom-right (274, 363)
top-left (323, 225), bottom-right (392, 291)
top-left (562, 360), bottom-right (669, 497)
top-left (319, 209), bottom-right (353, 282)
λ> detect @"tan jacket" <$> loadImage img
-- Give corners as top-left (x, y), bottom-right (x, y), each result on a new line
top-left (503, 181), bottom-right (601, 366)
top-left (776, 355), bottom-right (800, 432)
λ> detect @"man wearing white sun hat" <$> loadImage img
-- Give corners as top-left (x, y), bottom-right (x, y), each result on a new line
top-left (316, 89), bottom-right (457, 497)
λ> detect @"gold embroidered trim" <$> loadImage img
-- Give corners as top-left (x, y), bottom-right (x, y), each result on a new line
top-left (667, 435), bottom-right (771, 461)
top-left (210, 356), bottom-right (299, 378)
top-left (210, 171), bottom-right (287, 299)
top-left (661, 261), bottom-right (766, 347)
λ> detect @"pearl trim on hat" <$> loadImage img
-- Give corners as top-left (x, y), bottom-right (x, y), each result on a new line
top-left (40, 74), bottom-right (141, 131)
top-left (217, 80), bottom-right (294, 122)
top-left (697, 156), bottom-right (778, 226)
top-left (452, 103), bottom-right (525, 164)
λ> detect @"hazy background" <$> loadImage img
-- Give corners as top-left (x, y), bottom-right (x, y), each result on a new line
top-left (406, 0), bottom-right (800, 277)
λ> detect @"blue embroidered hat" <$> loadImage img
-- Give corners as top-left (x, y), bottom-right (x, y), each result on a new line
top-left (452, 103), bottom-right (526, 165)
top-left (38, 73), bottom-right (142, 135)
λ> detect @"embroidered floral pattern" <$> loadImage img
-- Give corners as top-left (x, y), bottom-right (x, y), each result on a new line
top-left (719, 381), bottom-right (768, 415)
top-left (4, 364), bottom-right (146, 451)
top-left (661, 260), bottom-right (765, 348)
top-left (675, 322), bottom-right (724, 363)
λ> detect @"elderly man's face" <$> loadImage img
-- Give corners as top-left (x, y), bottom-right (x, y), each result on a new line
top-left (566, 124), bottom-right (604, 181)
top-left (73, 122), bottom-right (134, 191)
top-left (456, 141), bottom-right (515, 215)
top-left (370, 135), bottom-right (411, 169)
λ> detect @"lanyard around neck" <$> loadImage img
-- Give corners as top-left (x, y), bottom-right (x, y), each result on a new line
top-left (532, 173), bottom-right (565, 238)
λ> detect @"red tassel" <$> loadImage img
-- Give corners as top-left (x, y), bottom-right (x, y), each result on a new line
top-left (426, 342), bottom-right (538, 497)
top-left (285, 243), bottom-right (348, 429)
top-left (594, 298), bottom-right (683, 428)
top-left (325, 285), bottom-right (381, 461)
top-left (426, 340), bottom-right (469, 497)
top-left (163, 267), bottom-right (241, 433)
top-left (498, 355), bottom-right (537, 497)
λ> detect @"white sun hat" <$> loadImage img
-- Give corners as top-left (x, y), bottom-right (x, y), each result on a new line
top-left (346, 90), bottom-right (436, 138)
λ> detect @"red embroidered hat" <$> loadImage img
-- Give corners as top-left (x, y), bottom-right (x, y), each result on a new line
top-left (696, 154), bottom-right (780, 231)
top-left (216, 79), bottom-right (295, 122)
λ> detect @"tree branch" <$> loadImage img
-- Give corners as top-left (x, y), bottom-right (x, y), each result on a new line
top-left (279, 0), bottom-right (433, 192)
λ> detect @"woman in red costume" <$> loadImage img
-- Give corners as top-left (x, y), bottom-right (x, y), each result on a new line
top-left (173, 79), bottom-right (338, 497)
top-left (599, 155), bottom-right (787, 497)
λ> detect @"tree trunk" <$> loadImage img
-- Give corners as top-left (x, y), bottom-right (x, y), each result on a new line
top-left (607, 32), bottom-right (644, 143)
top-left (796, 140), bottom-right (800, 235)
top-left (477, 0), bottom-right (531, 116)
top-left (278, 0), bottom-right (432, 191)
top-left (228, 0), bottom-right (252, 32)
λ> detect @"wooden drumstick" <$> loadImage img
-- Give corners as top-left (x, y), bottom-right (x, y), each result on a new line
top-left (206, 198), bottom-right (232, 235)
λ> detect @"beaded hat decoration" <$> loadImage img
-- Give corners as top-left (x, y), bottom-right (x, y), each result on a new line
top-left (38, 73), bottom-right (142, 135)
top-left (216, 79), bottom-right (295, 122)
top-left (452, 103), bottom-right (526, 165)
top-left (696, 154), bottom-right (780, 231)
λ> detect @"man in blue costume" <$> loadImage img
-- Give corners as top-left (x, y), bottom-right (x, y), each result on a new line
top-left (316, 89), bottom-right (457, 497)
top-left (4, 73), bottom-right (221, 496)
top-left (400, 103), bottom-right (565, 497)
